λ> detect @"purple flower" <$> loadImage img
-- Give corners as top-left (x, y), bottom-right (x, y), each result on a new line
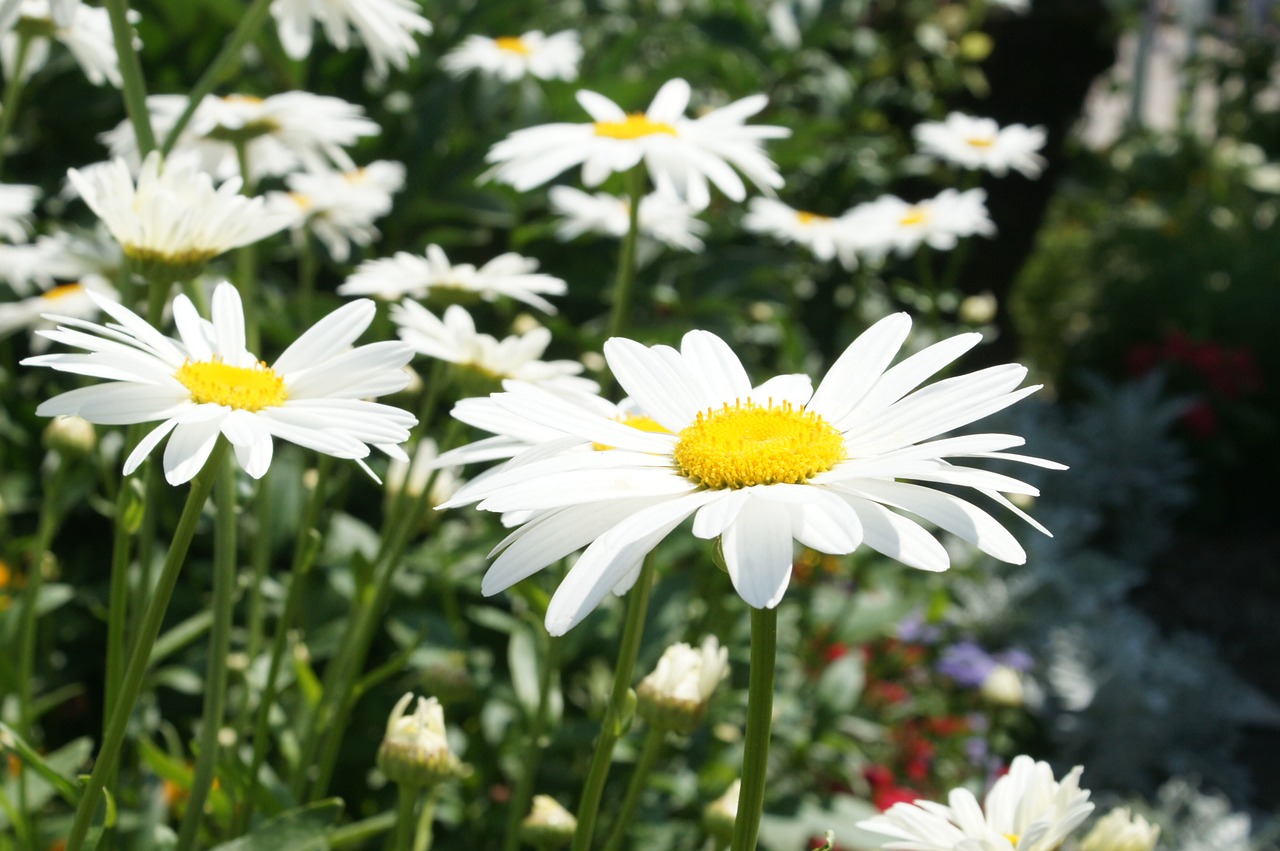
top-left (896, 610), bottom-right (942, 644)
top-left (936, 640), bottom-right (996, 687)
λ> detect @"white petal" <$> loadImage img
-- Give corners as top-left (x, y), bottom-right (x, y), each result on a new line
top-left (123, 418), bottom-right (179, 476)
top-left (722, 495), bottom-right (796, 608)
top-left (272, 299), bottom-right (376, 374)
top-left (847, 479), bottom-right (1026, 563)
top-left (604, 337), bottom-right (702, 431)
top-left (845, 497), bottom-right (950, 572)
top-left (163, 416), bottom-right (225, 485)
top-left (808, 313), bottom-right (911, 422)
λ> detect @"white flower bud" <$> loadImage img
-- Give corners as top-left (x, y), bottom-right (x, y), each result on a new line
top-left (637, 636), bottom-right (729, 734)
top-left (1080, 807), bottom-right (1161, 851)
top-left (376, 693), bottom-right (460, 788)
top-left (520, 795), bottom-right (577, 849)
top-left (981, 664), bottom-right (1025, 707)
top-left (704, 779), bottom-right (740, 843)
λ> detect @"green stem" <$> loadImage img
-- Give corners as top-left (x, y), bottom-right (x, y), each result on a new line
top-left (388, 785), bottom-right (419, 851)
top-left (729, 606), bottom-right (777, 851)
top-left (601, 726), bottom-right (665, 851)
top-left (174, 451), bottom-right (238, 851)
top-left (329, 812), bottom-right (396, 848)
top-left (0, 33), bottom-right (32, 177)
top-left (502, 628), bottom-right (559, 851)
top-left (298, 230), bottom-right (318, 327)
top-left (65, 440), bottom-right (229, 851)
top-left (233, 140), bottom-right (261, 352)
top-left (104, 479), bottom-right (133, 718)
top-left (570, 555), bottom-right (657, 851)
top-left (605, 167), bottom-right (645, 342)
top-left (412, 789), bottom-right (438, 851)
top-left (159, 0), bottom-right (274, 155)
top-left (105, 0), bottom-right (155, 155)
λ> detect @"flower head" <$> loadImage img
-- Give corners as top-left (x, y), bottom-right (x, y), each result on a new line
top-left (268, 161), bottom-right (404, 262)
top-left (1079, 808), bottom-right (1160, 851)
top-left (376, 693), bottom-right (460, 788)
top-left (0, 275), bottom-right (116, 350)
top-left (270, 0), bottom-right (432, 78)
top-left (548, 186), bottom-right (706, 253)
top-left (855, 189), bottom-right (995, 260)
top-left (0, 183), bottom-right (39, 243)
top-left (444, 313), bottom-right (1060, 634)
top-left (484, 78), bottom-right (789, 211)
top-left (443, 30), bottom-right (582, 82)
top-left (704, 780), bottom-right (741, 844)
top-left (520, 795), bottom-right (577, 850)
top-left (914, 113), bottom-right (1046, 178)
top-left (1, 0), bottom-right (135, 87)
top-left (25, 281), bottom-right (416, 484)
top-left (742, 197), bottom-right (865, 269)
top-left (637, 636), bottom-right (730, 733)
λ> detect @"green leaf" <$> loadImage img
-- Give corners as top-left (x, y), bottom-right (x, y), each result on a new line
top-left (210, 799), bottom-right (344, 851)
top-left (816, 654), bottom-right (865, 711)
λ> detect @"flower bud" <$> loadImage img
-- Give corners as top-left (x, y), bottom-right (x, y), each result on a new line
top-left (1080, 807), bottom-right (1161, 851)
top-left (43, 415), bottom-right (96, 456)
top-left (376, 693), bottom-right (460, 788)
top-left (703, 779), bottom-right (740, 844)
top-left (980, 664), bottom-right (1025, 707)
top-left (636, 636), bottom-right (729, 735)
top-left (520, 794), bottom-right (577, 850)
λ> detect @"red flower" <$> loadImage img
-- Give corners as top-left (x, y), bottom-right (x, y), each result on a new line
top-left (874, 785), bottom-right (922, 811)
top-left (1180, 401), bottom-right (1218, 438)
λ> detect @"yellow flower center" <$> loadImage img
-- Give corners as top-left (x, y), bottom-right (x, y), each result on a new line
top-left (796, 211), bottom-right (830, 225)
top-left (289, 191), bottom-right (313, 211)
top-left (494, 36), bottom-right (530, 55)
top-left (41, 283), bottom-right (85, 301)
top-left (175, 358), bottom-right (287, 412)
top-left (966, 136), bottom-right (996, 148)
top-left (673, 401), bottom-right (845, 490)
top-left (594, 114), bottom-right (678, 140)
top-left (899, 206), bottom-right (930, 227)
top-left (343, 168), bottom-right (369, 183)
top-left (223, 94), bottom-right (265, 106)
top-left (594, 414), bottom-right (671, 451)
top-left (1003, 835), bottom-right (1021, 847)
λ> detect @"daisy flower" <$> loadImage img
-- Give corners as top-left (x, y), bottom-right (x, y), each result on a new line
top-left (0, 275), bottom-right (115, 349)
top-left (914, 113), bottom-right (1046, 178)
top-left (67, 152), bottom-right (291, 282)
top-left (855, 188), bottom-right (996, 260)
top-left (742, 197), bottom-right (865, 269)
top-left (443, 313), bottom-right (1060, 635)
top-left (442, 30), bottom-right (582, 82)
top-left (267, 161), bottom-right (405, 262)
top-left (0, 0), bottom-right (134, 87)
top-left (0, 225), bottom-right (120, 296)
top-left (24, 281), bottom-right (416, 485)
top-left (339, 244), bottom-right (567, 314)
top-left (270, 0), bottom-right (431, 78)
top-left (0, 182), bottom-right (38, 243)
top-left (548, 186), bottom-right (707, 252)
top-left (857, 755), bottom-right (1094, 851)
top-left (484, 77), bottom-right (789, 211)
top-left (100, 92), bottom-right (379, 182)
top-left (392, 302), bottom-right (596, 394)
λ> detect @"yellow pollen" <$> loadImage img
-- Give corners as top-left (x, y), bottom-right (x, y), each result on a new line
top-left (899, 206), bottom-right (929, 227)
top-left (966, 136), bottom-right (996, 148)
top-left (494, 36), bottom-right (530, 55)
top-left (796, 211), bottom-right (830, 225)
top-left (594, 114), bottom-right (678, 140)
top-left (673, 400), bottom-right (845, 490)
top-left (1003, 835), bottom-right (1020, 847)
top-left (289, 191), bottom-right (313, 210)
top-left (41, 282), bottom-right (85, 301)
top-left (175, 358), bottom-right (287, 412)
top-left (593, 414), bottom-right (671, 451)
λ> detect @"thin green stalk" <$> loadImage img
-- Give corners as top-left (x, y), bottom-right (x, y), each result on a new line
top-left (388, 786), bottom-right (419, 851)
top-left (105, 0), bottom-right (155, 155)
top-left (601, 725), bottom-right (666, 851)
top-left (605, 167), bottom-right (645, 342)
top-left (729, 606), bottom-right (777, 851)
top-left (502, 629), bottom-right (559, 851)
top-left (412, 789), bottom-right (438, 851)
top-left (0, 33), bottom-right (33, 177)
top-left (233, 141), bottom-right (261, 353)
top-left (65, 440), bottom-right (229, 851)
top-left (570, 555), bottom-right (657, 851)
top-left (329, 812), bottom-right (396, 848)
top-left (104, 479), bottom-right (133, 717)
top-left (159, 0), bottom-right (274, 155)
top-left (175, 452), bottom-right (238, 851)
top-left (236, 468), bottom-right (276, 721)
top-left (298, 230), bottom-right (318, 327)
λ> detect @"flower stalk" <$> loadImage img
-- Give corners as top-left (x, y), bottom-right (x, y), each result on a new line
top-left (601, 725), bottom-right (665, 851)
top-left (605, 166), bottom-right (645, 342)
top-left (729, 605), bottom-right (777, 851)
top-left (105, 0), bottom-right (155, 155)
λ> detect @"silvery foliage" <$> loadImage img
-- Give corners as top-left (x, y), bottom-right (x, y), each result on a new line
top-left (1149, 777), bottom-right (1267, 851)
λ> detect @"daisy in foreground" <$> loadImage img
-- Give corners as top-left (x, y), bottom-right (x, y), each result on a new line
top-left (857, 755), bottom-right (1094, 851)
top-left (24, 281), bottom-right (416, 485)
top-left (443, 313), bottom-right (1063, 635)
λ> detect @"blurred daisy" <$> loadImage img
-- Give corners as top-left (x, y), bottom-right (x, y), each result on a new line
top-left (268, 161), bottom-right (405, 262)
top-left (0, 0), bottom-right (134, 87)
top-left (442, 30), bottom-right (581, 82)
top-left (339, 244), bottom-right (567, 314)
top-left (0, 225), bottom-right (120, 296)
top-left (0, 182), bottom-right (38, 243)
top-left (858, 755), bottom-right (1094, 851)
top-left (990, 0), bottom-right (1031, 12)
top-left (856, 189), bottom-right (995, 260)
top-left (444, 313), bottom-right (1059, 634)
top-left (270, 0), bottom-right (432, 78)
top-left (548, 186), bottom-right (706, 252)
top-left (0, 275), bottom-right (115, 349)
top-left (484, 77), bottom-right (789, 211)
top-left (392, 302), bottom-right (596, 393)
top-left (25, 281), bottom-right (416, 484)
top-left (914, 113), bottom-right (1046, 178)
top-left (67, 152), bottom-right (291, 282)
top-left (100, 92), bottom-right (379, 182)
top-left (742, 197), bottom-right (863, 269)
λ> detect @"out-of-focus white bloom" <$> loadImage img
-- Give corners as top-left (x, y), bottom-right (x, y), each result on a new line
top-left (100, 93), bottom-right (379, 182)
top-left (0, 0), bottom-right (135, 87)
top-left (0, 226), bottom-right (120, 296)
top-left (521, 795), bottom-right (577, 849)
top-left (548, 186), bottom-right (706, 252)
top-left (270, 0), bottom-right (431, 78)
top-left (386, 437), bottom-right (463, 507)
top-left (980, 664), bottom-right (1025, 707)
top-left (0, 274), bottom-right (115, 349)
top-left (484, 78), bottom-right (789, 211)
top-left (42, 413), bottom-right (95, 456)
top-left (392, 302), bottom-right (596, 393)
top-left (0, 183), bottom-right (38, 243)
top-left (268, 161), bottom-right (404, 262)
top-left (742, 197), bottom-right (867, 269)
top-left (959, 292), bottom-right (999, 326)
top-left (704, 780), bottom-right (741, 844)
top-left (637, 636), bottom-right (730, 733)
top-left (339, 244), bottom-right (567, 314)
top-left (67, 152), bottom-right (291, 281)
top-left (858, 755), bottom-right (1094, 851)
top-left (1080, 808), bottom-right (1161, 851)
top-left (915, 113), bottom-right (1046, 178)
top-left (376, 693), bottom-right (460, 788)
top-left (855, 188), bottom-right (996, 259)
top-left (442, 30), bottom-right (582, 82)
top-left (989, 0), bottom-right (1030, 12)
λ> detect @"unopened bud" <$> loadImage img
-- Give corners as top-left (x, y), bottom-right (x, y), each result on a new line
top-left (520, 794), bottom-right (576, 850)
top-left (376, 693), bottom-right (460, 788)
top-left (704, 779), bottom-right (740, 844)
top-left (1080, 807), bottom-right (1161, 851)
top-left (43, 415), bottom-right (96, 456)
top-left (637, 636), bottom-right (729, 734)
top-left (958, 292), bottom-right (998, 325)
top-left (980, 665), bottom-right (1025, 707)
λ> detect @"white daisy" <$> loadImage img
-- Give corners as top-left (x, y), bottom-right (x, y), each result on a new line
top-left (270, 0), bottom-right (431, 78)
top-left (392, 302), bottom-right (596, 394)
top-left (914, 113), bottom-right (1046, 178)
top-left (0, 182), bottom-right (38, 243)
top-left (857, 755), bottom-right (1094, 851)
top-left (100, 92), bottom-right (380, 182)
top-left (0, 275), bottom-right (115, 349)
top-left (854, 188), bottom-right (996, 260)
top-left (0, 0), bottom-right (134, 88)
top-left (268, 160), bottom-right (405, 262)
top-left (0, 225), bottom-right (120, 296)
top-left (339, 244), bottom-right (567, 314)
top-left (548, 186), bottom-right (707, 252)
top-left (443, 313), bottom-right (1061, 635)
top-left (442, 30), bottom-right (582, 82)
top-left (24, 281), bottom-right (417, 485)
top-left (483, 77), bottom-right (789, 211)
top-left (741, 197), bottom-right (865, 269)
top-left (67, 152), bottom-right (291, 282)
top-left (989, 0), bottom-right (1031, 13)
